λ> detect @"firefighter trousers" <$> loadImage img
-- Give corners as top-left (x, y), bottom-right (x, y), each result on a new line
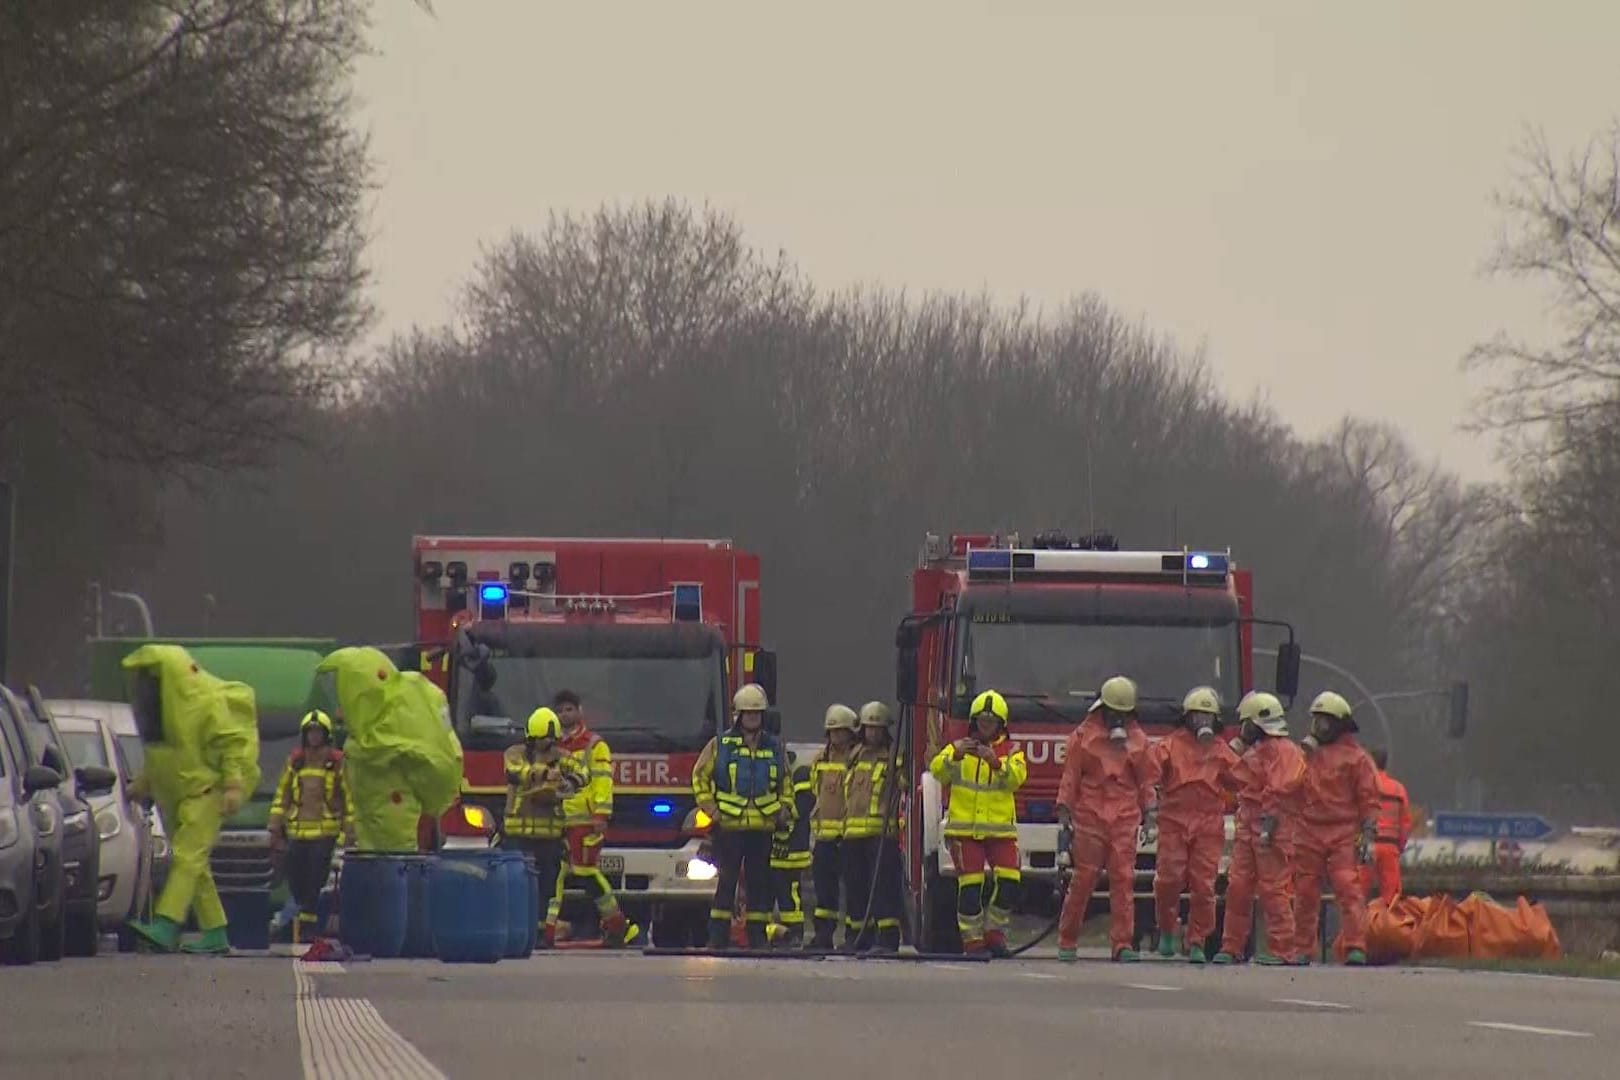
top-left (1219, 820), bottom-right (1294, 960)
top-left (284, 836), bottom-right (337, 917)
top-left (1058, 815), bottom-right (1140, 953)
top-left (1360, 843), bottom-right (1402, 902)
top-left (1294, 821), bottom-right (1368, 958)
top-left (710, 829), bottom-right (774, 945)
top-left (841, 835), bottom-right (902, 947)
top-left (509, 837), bottom-right (564, 932)
top-left (1153, 812), bottom-right (1224, 949)
top-left (810, 839), bottom-right (844, 945)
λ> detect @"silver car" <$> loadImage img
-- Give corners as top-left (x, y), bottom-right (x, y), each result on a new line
top-left (48, 701), bottom-right (170, 951)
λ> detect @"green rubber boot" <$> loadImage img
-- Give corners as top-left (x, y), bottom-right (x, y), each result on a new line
top-left (1057, 947), bottom-right (1078, 963)
top-left (181, 927), bottom-right (231, 955)
top-left (1254, 952), bottom-right (1289, 966)
top-left (1157, 932), bottom-right (1179, 958)
top-left (1114, 947), bottom-right (1140, 963)
top-left (1188, 944), bottom-right (1208, 965)
top-left (129, 916), bottom-right (182, 953)
top-left (1345, 949), bottom-right (1367, 967)
top-left (1211, 951), bottom-right (1235, 965)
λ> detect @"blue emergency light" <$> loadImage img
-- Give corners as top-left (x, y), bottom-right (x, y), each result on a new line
top-left (966, 549), bottom-right (1013, 573)
top-left (672, 583), bottom-right (702, 622)
top-left (479, 583), bottom-right (509, 604)
top-left (650, 800), bottom-right (674, 817)
top-left (1186, 552), bottom-right (1229, 574)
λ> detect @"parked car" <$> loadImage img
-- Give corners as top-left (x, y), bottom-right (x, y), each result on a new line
top-left (49, 701), bottom-right (165, 951)
top-left (8, 687), bottom-right (116, 956)
top-left (100, 702), bottom-right (171, 898)
top-left (0, 687), bottom-right (64, 964)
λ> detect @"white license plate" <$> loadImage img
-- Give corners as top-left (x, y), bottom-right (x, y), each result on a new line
top-left (598, 854), bottom-right (624, 875)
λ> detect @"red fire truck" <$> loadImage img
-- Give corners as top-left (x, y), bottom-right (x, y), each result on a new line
top-left (895, 531), bottom-right (1301, 953)
top-left (407, 536), bottom-right (775, 946)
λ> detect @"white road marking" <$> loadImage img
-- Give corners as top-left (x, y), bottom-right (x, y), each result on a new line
top-left (299, 961), bottom-right (348, 975)
top-left (1274, 998), bottom-right (1353, 1010)
top-left (1126, 983), bottom-right (1182, 993)
top-left (295, 962), bottom-right (447, 1079)
top-left (1467, 1021), bottom-right (1593, 1039)
top-left (1022, 971), bottom-right (1062, 980)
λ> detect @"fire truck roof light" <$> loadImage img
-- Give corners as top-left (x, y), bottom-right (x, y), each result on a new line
top-left (1186, 552), bottom-right (1229, 573)
top-left (966, 549), bottom-right (1012, 572)
top-left (673, 583), bottom-right (702, 622)
top-left (965, 548), bottom-right (1232, 581)
top-left (479, 583), bottom-right (509, 604)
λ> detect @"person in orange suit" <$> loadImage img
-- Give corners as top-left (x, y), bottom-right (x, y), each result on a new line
top-left (1293, 691), bottom-right (1380, 966)
top-left (1361, 745), bottom-right (1411, 903)
top-left (1056, 675), bottom-right (1161, 963)
top-left (1151, 686), bottom-right (1241, 964)
top-left (1213, 691), bottom-right (1305, 966)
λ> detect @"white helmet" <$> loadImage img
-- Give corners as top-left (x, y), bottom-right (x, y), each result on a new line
top-left (1094, 675), bottom-right (1138, 713)
top-left (1181, 686), bottom-right (1222, 716)
top-left (734, 683), bottom-right (769, 713)
top-left (1238, 691), bottom-right (1289, 736)
top-left (823, 704), bottom-right (858, 732)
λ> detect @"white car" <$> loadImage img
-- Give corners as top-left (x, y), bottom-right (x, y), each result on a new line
top-left (48, 701), bottom-right (170, 951)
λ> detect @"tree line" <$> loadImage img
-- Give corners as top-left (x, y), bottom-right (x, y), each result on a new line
top-left (3, 4), bottom-right (1616, 820)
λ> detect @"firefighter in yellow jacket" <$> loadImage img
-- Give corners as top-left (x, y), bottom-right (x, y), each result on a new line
top-left (805, 704), bottom-right (859, 950)
top-left (550, 690), bottom-right (638, 947)
top-left (843, 701), bottom-right (903, 953)
top-left (504, 707), bottom-right (588, 944)
top-left (928, 689), bottom-right (1028, 956)
top-left (268, 710), bottom-right (355, 942)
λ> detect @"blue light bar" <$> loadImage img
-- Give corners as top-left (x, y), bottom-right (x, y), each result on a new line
top-left (966, 549), bottom-right (1012, 572)
top-left (650, 800), bottom-right (674, 817)
top-left (672, 583), bottom-right (702, 622)
top-left (479, 583), bottom-right (509, 604)
top-left (1186, 552), bottom-right (1229, 574)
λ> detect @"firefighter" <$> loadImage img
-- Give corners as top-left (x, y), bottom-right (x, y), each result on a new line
top-left (842, 701), bottom-right (903, 954)
top-left (804, 704), bottom-right (858, 951)
top-left (929, 689), bottom-right (1028, 957)
top-left (693, 683), bottom-right (793, 951)
top-left (122, 644), bottom-right (261, 954)
top-left (1362, 746), bottom-right (1411, 903)
top-left (503, 707), bottom-right (588, 946)
top-left (268, 710), bottom-right (355, 943)
top-left (552, 690), bottom-right (638, 947)
top-left (1055, 676), bottom-right (1161, 963)
top-left (1293, 691), bottom-right (1380, 966)
top-left (1213, 691), bottom-right (1306, 965)
top-left (1151, 686), bottom-right (1240, 964)
top-left (767, 749), bottom-right (814, 949)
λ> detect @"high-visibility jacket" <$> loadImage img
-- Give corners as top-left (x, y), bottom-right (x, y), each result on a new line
top-left (844, 743), bottom-right (899, 839)
top-left (502, 745), bottom-right (587, 839)
top-left (808, 745), bottom-right (856, 840)
top-left (1374, 768), bottom-right (1412, 850)
top-left (269, 748), bottom-right (354, 840)
top-left (928, 734), bottom-right (1027, 840)
top-left (558, 726), bottom-right (614, 828)
top-left (772, 764), bottom-right (815, 870)
top-left (693, 730), bottom-right (791, 831)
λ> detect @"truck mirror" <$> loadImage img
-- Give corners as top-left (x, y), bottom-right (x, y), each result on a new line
top-left (895, 621), bottom-right (921, 650)
top-left (896, 646), bottom-right (919, 706)
top-left (1448, 681), bottom-right (1468, 738)
top-left (752, 650), bottom-right (778, 706)
top-left (1274, 642), bottom-right (1302, 700)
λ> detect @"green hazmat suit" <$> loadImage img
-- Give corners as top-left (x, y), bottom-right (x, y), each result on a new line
top-left (317, 647), bottom-right (463, 852)
top-left (122, 645), bottom-right (261, 933)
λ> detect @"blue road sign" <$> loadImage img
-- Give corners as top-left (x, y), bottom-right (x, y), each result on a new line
top-left (1432, 812), bottom-right (1555, 841)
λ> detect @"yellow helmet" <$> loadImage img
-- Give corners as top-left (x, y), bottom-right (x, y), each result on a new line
top-left (859, 701), bottom-right (893, 729)
top-left (733, 683), bottom-right (770, 713)
top-left (1309, 691), bottom-right (1354, 723)
top-left (969, 689), bottom-right (1009, 724)
top-left (300, 710), bottom-right (334, 736)
top-left (1097, 676), bottom-right (1138, 713)
top-left (526, 707), bottom-right (562, 741)
top-left (823, 704), bottom-right (858, 732)
top-left (1237, 691), bottom-right (1289, 736)
top-left (1181, 686), bottom-right (1222, 716)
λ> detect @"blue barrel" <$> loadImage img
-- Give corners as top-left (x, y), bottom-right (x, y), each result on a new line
top-left (339, 852), bottom-right (410, 958)
top-left (498, 852), bottom-right (531, 958)
top-left (429, 851), bottom-right (507, 963)
top-left (401, 857), bottom-right (435, 958)
top-left (220, 890), bottom-right (270, 950)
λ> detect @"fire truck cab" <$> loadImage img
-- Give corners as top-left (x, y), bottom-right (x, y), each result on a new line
top-left (407, 536), bottom-right (775, 946)
top-left (896, 531), bottom-right (1300, 954)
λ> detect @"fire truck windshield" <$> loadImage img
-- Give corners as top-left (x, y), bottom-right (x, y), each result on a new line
top-left (456, 654), bottom-right (726, 752)
top-left (957, 618), bottom-right (1241, 721)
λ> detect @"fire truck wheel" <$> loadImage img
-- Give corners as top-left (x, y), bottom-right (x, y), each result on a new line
top-left (922, 862), bottom-right (962, 955)
top-left (651, 908), bottom-right (707, 949)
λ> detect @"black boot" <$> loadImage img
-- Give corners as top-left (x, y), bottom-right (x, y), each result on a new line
top-left (871, 926), bottom-right (900, 955)
top-left (807, 917), bottom-right (836, 952)
top-left (706, 920), bottom-right (730, 952)
top-left (745, 922), bottom-right (768, 951)
top-left (780, 924), bottom-right (804, 951)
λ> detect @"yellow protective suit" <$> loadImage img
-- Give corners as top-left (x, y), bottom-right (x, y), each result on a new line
top-left (316, 647), bottom-right (464, 852)
top-left (122, 645), bottom-right (261, 933)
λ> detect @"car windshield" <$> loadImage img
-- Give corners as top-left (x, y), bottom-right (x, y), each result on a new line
top-left (458, 654), bottom-right (726, 750)
top-left (958, 618), bottom-right (1242, 719)
top-left (115, 735), bottom-right (145, 780)
top-left (59, 729), bottom-right (108, 769)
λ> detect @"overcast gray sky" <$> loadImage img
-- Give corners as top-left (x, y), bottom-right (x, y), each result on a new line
top-left (356, 1), bottom-right (1620, 481)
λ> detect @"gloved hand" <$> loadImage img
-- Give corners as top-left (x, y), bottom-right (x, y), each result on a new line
top-left (219, 783), bottom-right (246, 817)
top-left (1259, 814), bottom-right (1278, 849)
top-left (1357, 822), bottom-right (1376, 865)
top-left (1227, 736), bottom-right (1246, 755)
top-left (128, 772), bottom-right (151, 801)
top-left (343, 825), bottom-right (358, 848)
top-left (268, 826), bottom-right (287, 854)
top-left (1055, 805), bottom-right (1072, 832)
top-left (1140, 804), bottom-right (1160, 846)
top-left (1300, 735), bottom-right (1320, 754)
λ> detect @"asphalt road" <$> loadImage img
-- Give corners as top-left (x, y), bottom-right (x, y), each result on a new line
top-left (4, 949), bottom-right (1617, 1079)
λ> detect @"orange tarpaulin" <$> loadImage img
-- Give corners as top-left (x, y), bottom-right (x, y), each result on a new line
top-left (1333, 892), bottom-right (1561, 964)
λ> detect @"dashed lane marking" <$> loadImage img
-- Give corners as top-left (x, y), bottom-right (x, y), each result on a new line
top-left (1273, 998), bottom-right (1352, 1010)
top-left (1021, 972), bottom-right (1062, 980)
top-left (295, 962), bottom-right (446, 1079)
top-left (1467, 1021), bottom-right (1593, 1039)
top-left (1125, 983), bottom-right (1182, 993)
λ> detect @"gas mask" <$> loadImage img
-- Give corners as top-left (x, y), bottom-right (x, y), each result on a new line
top-left (1239, 718), bottom-right (1262, 746)
top-left (1189, 713), bottom-right (1216, 742)
top-left (130, 670), bottom-right (164, 744)
top-left (1105, 709), bottom-right (1129, 742)
top-left (1303, 713), bottom-right (1339, 752)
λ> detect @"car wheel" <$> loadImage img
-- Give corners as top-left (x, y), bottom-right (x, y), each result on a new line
top-left (65, 910), bottom-right (99, 957)
top-left (39, 908), bottom-right (65, 961)
top-left (0, 890), bottom-right (41, 966)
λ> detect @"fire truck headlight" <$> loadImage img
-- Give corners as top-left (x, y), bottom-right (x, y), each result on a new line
top-left (462, 804), bottom-right (493, 832)
top-left (684, 857), bottom-right (718, 882)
